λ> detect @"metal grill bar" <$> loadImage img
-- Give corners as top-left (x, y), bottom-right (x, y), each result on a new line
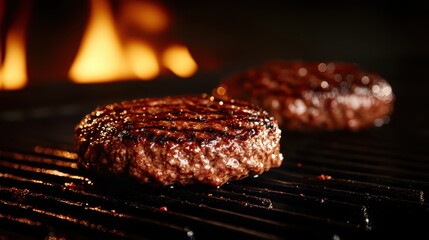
top-left (1, 137), bottom-right (429, 240)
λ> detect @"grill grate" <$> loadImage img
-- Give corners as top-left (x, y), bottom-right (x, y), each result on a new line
top-left (1, 132), bottom-right (429, 240)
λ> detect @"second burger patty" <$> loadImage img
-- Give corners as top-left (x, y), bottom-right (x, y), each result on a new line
top-left (214, 60), bottom-right (394, 131)
top-left (74, 94), bottom-right (283, 186)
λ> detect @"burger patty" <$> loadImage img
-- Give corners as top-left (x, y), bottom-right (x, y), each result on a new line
top-left (214, 60), bottom-right (395, 131)
top-left (74, 94), bottom-right (283, 186)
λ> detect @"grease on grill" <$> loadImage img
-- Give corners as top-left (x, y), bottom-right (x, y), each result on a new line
top-left (317, 174), bottom-right (332, 181)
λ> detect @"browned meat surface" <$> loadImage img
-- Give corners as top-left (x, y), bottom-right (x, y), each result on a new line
top-left (74, 94), bottom-right (283, 186)
top-left (214, 60), bottom-right (394, 131)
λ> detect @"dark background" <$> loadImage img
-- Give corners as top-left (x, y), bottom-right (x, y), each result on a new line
top-left (167, 0), bottom-right (429, 95)
top-left (2, 0), bottom-right (429, 84)
top-left (1, 0), bottom-right (429, 146)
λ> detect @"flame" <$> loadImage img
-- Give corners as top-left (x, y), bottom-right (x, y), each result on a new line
top-left (0, 0), bottom-right (198, 88)
top-left (70, 0), bottom-right (197, 84)
top-left (120, 0), bottom-right (168, 34)
top-left (125, 41), bottom-right (160, 80)
top-left (162, 45), bottom-right (198, 78)
top-left (0, 7), bottom-right (27, 90)
top-left (69, 0), bottom-right (133, 82)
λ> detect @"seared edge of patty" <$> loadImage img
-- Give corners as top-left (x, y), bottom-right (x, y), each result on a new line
top-left (74, 94), bottom-right (283, 186)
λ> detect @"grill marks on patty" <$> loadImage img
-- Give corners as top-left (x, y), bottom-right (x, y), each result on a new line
top-left (79, 96), bottom-right (273, 144)
top-left (74, 94), bottom-right (283, 186)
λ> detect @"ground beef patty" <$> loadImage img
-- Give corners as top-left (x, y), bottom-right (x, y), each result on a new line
top-left (74, 94), bottom-right (283, 186)
top-left (214, 60), bottom-right (394, 131)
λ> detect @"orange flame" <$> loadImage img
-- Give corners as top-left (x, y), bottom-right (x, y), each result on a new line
top-left (69, 0), bottom-right (133, 82)
top-left (162, 45), bottom-right (198, 78)
top-left (120, 0), bottom-right (169, 34)
top-left (125, 40), bottom-right (160, 80)
top-left (69, 0), bottom-right (198, 83)
top-left (0, 28), bottom-right (27, 90)
top-left (0, 2), bottom-right (28, 91)
top-left (0, 0), bottom-right (197, 89)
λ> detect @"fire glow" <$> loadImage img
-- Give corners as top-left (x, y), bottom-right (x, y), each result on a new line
top-left (0, 1), bottom-right (28, 91)
top-left (0, 0), bottom-right (198, 90)
top-left (0, 22), bottom-right (27, 90)
top-left (71, 0), bottom-right (198, 83)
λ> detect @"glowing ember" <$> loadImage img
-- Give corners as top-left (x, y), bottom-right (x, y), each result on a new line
top-left (317, 174), bottom-right (332, 181)
top-left (159, 206), bottom-right (168, 212)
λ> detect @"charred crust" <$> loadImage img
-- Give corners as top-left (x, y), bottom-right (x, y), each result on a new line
top-left (74, 94), bottom-right (283, 186)
top-left (216, 60), bottom-right (394, 131)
